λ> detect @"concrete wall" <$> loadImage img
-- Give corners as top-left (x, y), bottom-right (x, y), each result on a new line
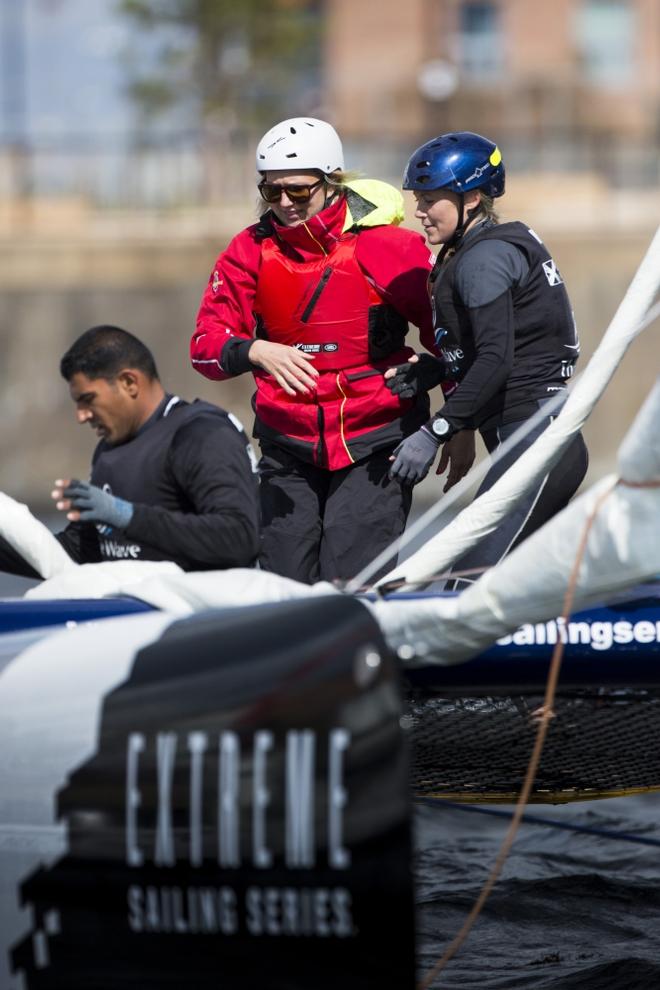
top-left (0, 233), bottom-right (257, 510)
top-left (1, 216), bottom-right (658, 516)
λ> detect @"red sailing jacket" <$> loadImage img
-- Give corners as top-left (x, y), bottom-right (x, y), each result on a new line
top-left (192, 181), bottom-right (437, 469)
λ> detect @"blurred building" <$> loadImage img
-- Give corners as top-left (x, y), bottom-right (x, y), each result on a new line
top-left (326, 0), bottom-right (660, 187)
top-left (1, 0), bottom-right (658, 506)
top-left (2, 0), bottom-right (659, 206)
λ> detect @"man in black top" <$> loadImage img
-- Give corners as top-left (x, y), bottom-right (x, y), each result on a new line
top-left (0, 325), bottom-right (260, 578)
top-left (386, 132), bottom-right (588, 580)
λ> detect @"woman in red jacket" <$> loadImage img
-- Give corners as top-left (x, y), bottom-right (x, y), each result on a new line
top-left (191, 117), bottom-right (473, 583)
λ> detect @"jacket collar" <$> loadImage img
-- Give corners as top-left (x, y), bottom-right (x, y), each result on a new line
top-left (266, 194), bottom-right (348, 259)
top-left (260, 178), bottom-right (405, 260)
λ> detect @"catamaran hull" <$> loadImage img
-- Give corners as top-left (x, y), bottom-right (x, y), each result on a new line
top-left (1, 596), bottom-right (415, 990)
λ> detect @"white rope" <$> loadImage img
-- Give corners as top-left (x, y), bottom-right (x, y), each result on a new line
top-left (347, 222), bottom-right (660, 593)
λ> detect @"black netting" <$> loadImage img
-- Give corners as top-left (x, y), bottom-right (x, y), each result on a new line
top-left (406, 689), bottom-right (660, 803)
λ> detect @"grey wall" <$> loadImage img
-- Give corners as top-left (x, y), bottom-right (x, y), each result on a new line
top-left (1, 229), bottom-right (658, 515)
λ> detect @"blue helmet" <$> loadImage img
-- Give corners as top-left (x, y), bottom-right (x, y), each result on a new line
top-left (402, 131), bottom-right (505, 198)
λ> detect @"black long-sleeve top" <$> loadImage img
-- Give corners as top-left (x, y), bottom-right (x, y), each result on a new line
top-left (0, 397), bottom-right (260, 579)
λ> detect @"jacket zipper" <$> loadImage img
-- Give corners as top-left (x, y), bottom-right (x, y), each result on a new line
top-left (316, 405), bottom-right (325, 466)
top-left (301, 268), bottom-right (333, 323)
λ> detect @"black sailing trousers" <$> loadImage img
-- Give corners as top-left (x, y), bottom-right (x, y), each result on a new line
top-left (258, 442), bottom-right (412, 585)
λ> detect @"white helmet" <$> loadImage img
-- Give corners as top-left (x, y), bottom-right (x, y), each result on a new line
top-left (256, 117), bottom-right (344, 174)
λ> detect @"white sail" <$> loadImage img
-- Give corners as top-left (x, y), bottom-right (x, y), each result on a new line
top-left (367, 376), bottom-right (660, 666)
top-left (357, 224), bottom-right (660, 593)
top-left (0, 493), bottom-right (76, 580)
top-left (26, 561), bottom-right (338, 613)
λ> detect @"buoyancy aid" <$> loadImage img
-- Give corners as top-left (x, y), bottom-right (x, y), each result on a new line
top-left (431, 221), bottom-right (579, 430)
top-left (254, 234), bottom-right (407, 370)
top-left (250, 186), bottom-right (429, 470)
top-left (90, 398), bottom-right (250, 565)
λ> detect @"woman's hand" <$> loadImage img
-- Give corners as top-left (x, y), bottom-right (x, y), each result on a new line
top-left (436, 431), bottom-right (476, 492)
top-left (249, 340), bottom-right (319, 396)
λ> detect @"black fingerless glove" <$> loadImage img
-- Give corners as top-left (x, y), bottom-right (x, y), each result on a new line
top-left (385, 354), bottom-right (446, 400)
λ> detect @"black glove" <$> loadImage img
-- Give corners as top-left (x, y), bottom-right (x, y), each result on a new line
top-left (388, 427), bottom-right (441, 485)
top-left (385, 354), bottom-right (445, 400)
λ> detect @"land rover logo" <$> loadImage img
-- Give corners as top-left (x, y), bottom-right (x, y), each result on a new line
top-left (294, 343), bottom-right (339, 353)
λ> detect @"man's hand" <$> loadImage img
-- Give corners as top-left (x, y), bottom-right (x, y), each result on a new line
top-left (248, 340), bottom-right (319, 396)
top-left (436, 430), bottom-right (476, 492)
top-left (384, 353), bottom-right (445, 400)
top-left (388, 427), bottom-right (441, 485)
top-left (52, 479), bottom-right (134, 529)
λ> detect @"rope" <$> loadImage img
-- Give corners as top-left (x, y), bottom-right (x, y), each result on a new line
top-left (416, 798), bottom-right (660, 850)
top-left (619, 478), bottom-right (660, 489)
top-left (354, 566), bottom-right (489, 597)
top-left (416, 476), bottom-right (618, 989)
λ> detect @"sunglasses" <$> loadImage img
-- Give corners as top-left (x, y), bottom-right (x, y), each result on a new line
top-left (258, 177), bottom-right (325, 204)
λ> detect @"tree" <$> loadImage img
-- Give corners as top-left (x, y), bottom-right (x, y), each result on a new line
top-left (117, 0), bottom-right (322, 134)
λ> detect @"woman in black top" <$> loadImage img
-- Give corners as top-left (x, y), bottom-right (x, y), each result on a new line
top-left (387, 131), bottom-right (588, 583)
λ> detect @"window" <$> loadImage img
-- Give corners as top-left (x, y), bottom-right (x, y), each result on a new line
top-left (457, 2), bottom-right (504, 82)
top-left (574, 0), bottom-right (636, 85)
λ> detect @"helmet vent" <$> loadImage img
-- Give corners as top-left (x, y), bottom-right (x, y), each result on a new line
top-left (290, 127), bottom-right (297, 133)
top-left (285, 152), bottom-right (297, 158)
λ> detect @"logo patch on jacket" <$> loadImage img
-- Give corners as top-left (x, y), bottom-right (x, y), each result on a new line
top-left (542, 259), bottom-right (563, 286)
top-left (295, 343), bottom-right (339, 353)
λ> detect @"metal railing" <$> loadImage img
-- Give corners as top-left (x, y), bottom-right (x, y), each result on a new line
top-left (1, 133), bottom-right (659, 209)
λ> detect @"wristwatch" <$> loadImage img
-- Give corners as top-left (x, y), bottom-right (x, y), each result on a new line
top-left (430, 417), bottom-right (452, 439)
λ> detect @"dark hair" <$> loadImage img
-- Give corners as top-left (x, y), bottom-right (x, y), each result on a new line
top-left (59, 325), bottom-right (159, 382)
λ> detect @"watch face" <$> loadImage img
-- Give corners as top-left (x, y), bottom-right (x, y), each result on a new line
top-left (432, 418), bottom-right (450, 437)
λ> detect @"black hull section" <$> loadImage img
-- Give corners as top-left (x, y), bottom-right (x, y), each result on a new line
top-left (8, 596), bottom-right (415, 989)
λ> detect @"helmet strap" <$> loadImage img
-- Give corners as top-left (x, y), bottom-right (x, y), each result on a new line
top-left (438, 195), bottom-right (484, 263)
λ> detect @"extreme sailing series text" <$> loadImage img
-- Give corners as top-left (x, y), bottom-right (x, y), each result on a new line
top-left (124, 728), bottom-right (357, 938)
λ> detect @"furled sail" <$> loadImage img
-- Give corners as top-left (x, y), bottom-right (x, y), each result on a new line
top-left (367, 376), bottom-right (660, 666)
top-left (0, 493), bottom-right (76, 579)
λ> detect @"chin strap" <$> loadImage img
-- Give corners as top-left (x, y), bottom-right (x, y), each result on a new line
top-left (433, 195), bottom-right (485, 271)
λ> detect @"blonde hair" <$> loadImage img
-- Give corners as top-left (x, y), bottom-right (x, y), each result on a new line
top-left (324, 168), bottom-right (364, 190)
top-left (478, 191), bottom-right (500, 223)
